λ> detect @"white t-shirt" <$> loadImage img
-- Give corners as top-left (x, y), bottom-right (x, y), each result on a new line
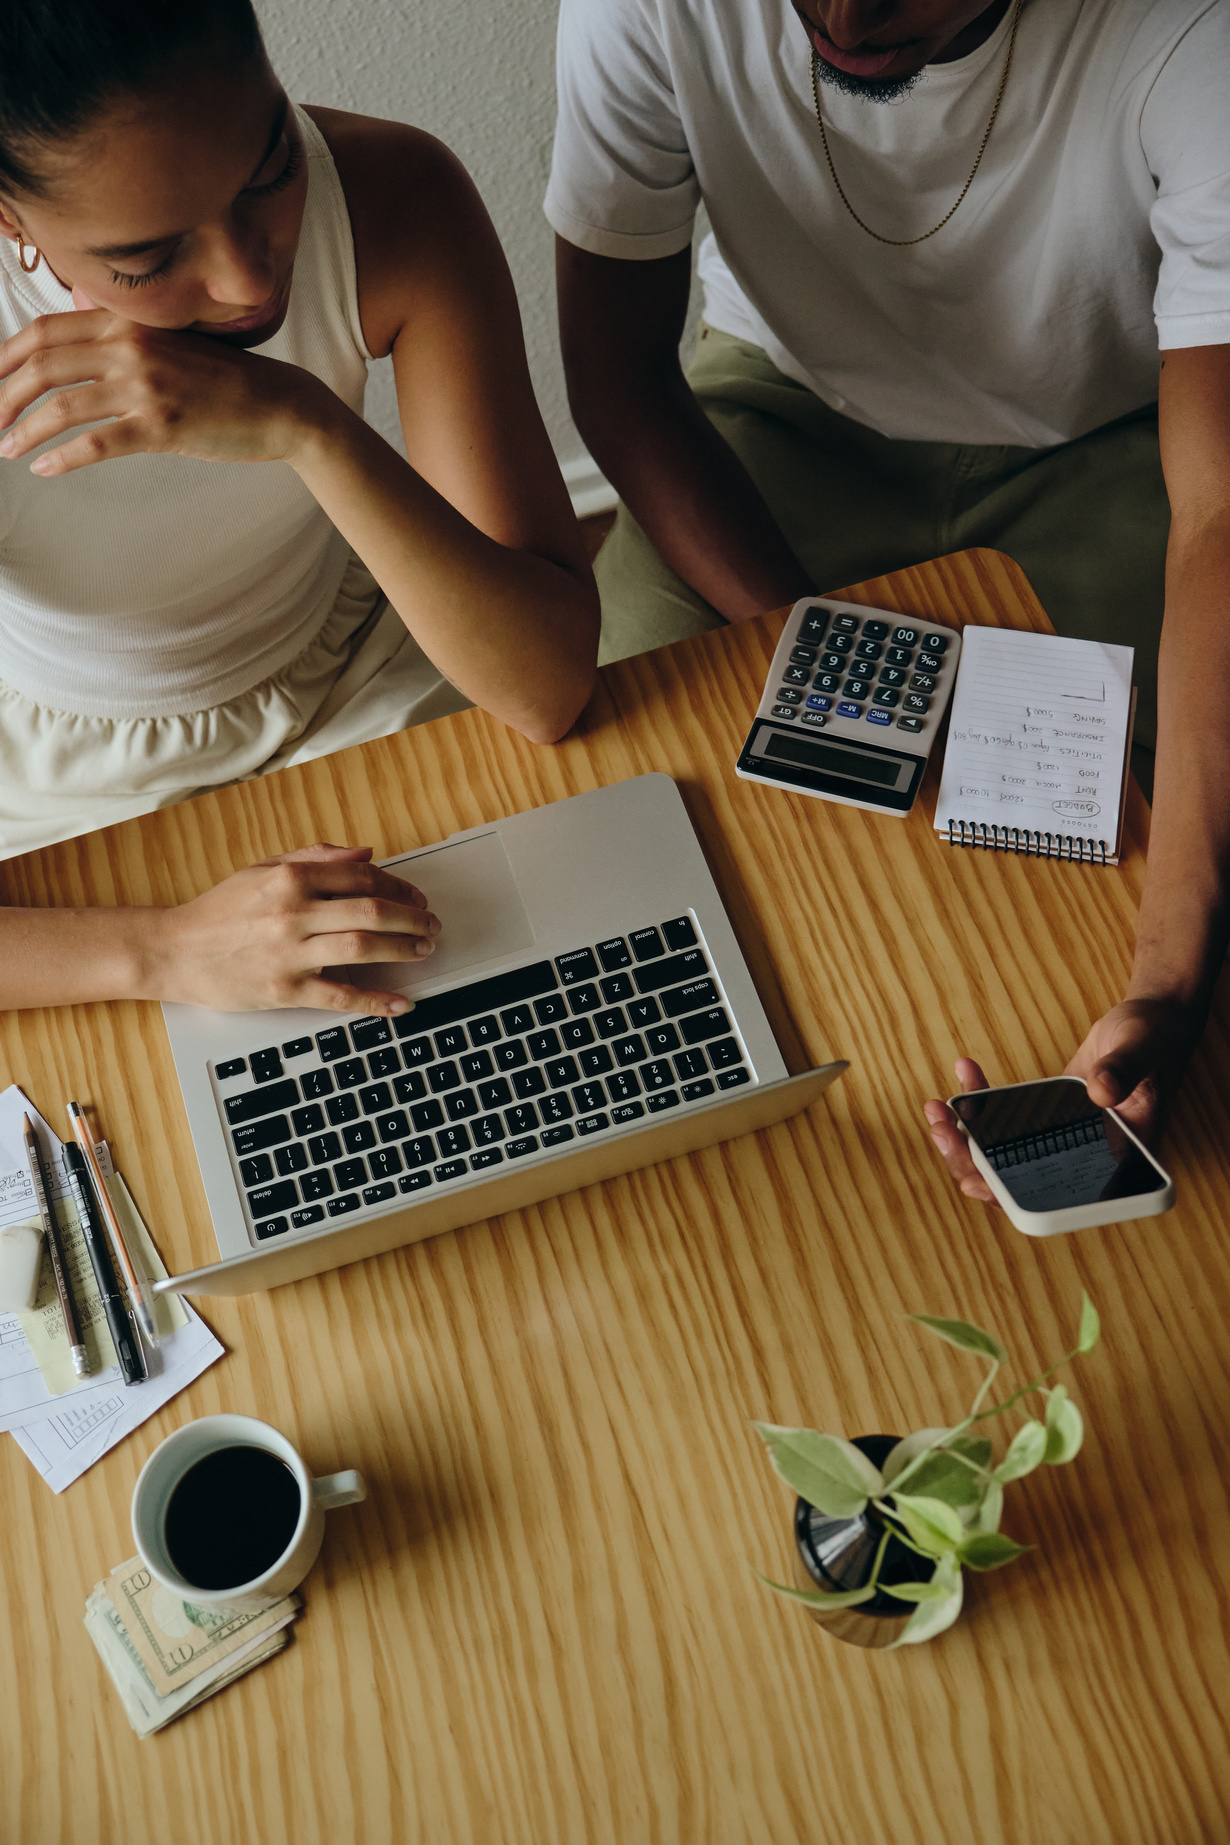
top-left (545, 0), bottom-right (1230, 446)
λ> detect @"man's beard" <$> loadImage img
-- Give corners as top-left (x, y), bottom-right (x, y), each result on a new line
top-left (812, 53), bottom-right (924, 103)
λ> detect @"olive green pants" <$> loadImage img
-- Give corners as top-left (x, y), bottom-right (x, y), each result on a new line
top-left (596, 326), bottom-right (1168, 778)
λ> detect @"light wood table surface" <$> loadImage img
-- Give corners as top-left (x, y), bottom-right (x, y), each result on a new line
top-left (1, 549), bottom-right (1227, 1845)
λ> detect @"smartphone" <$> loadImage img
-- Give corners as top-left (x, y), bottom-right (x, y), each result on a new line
top-left (948, 1075), bottom-right (1175, 1237)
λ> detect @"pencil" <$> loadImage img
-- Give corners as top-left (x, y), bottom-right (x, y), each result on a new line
top-left (23, 1113), bottom-right (88, 1379)
top-left (65, 1103), bottom-right (159, 1346)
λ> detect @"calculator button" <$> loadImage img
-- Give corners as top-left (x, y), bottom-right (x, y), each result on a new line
top-left (805, 693), bottom-right (831, 711)
top-left (818, 653), bottom-right (845, 675)
top-left (782, 665), bottom-right (810, 687)
top-left (892, 627), bottom-right (919, 646)
top-left (775, 686), bottom-right (803, 704)
top-left (903, 693), bottom-right (931, 714)
top-left (801, 712), bottom-right (827, 728)
top-left (878, 666), bottom-right (906, 688)
top-left (826, 632), bottom-right (853, 654)
top-left (872, 686), bottom-right (901, 707)
top-left (813, 672), bottom-right (841, 693)
top-left (897, 715), bottom-right (924, 733)
top-left (789, 646), bottom-right (817, 667)
top-left (916, 650), bottom-right (942, 673)
top-left (847, 660), bottom-right (875, 681)
top-left (867, 709), bottom-right (892, 726)
top-left (855, 639), bottom-right (883, 661)
top-left (910, 672), bottom-right (937, 693)
top-left (861, 620), bottom-right (889, 640)
top-left (922, 633), bottom-right (948, 652)
top-left (836, 700), bottom-right (864, 719)
top-left (842, 680), bottom-right (868, 699)
top-left (830, 613), bottom-right (859, 633)
top-left (885, 646), bottom-right (914, 668)
top-left (771, 704), bottom-right (798, 720)
top-left (799, 615), bottom-right (828, 645)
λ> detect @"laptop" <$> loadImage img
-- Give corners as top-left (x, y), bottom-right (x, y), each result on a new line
top-left (155, 774), bottom-right (847, 1297)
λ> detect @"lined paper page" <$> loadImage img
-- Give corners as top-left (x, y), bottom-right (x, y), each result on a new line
top-left (935, 629), bottom-right (1133, 854)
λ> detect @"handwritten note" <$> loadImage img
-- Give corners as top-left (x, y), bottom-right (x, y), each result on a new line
top-left (935, 629), bottom-right (1133, 857)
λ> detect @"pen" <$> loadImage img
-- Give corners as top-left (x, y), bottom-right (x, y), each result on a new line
top-left (63, 1142), bottom-right (147, 1386)
top-left (66, 1102), bottom-right (159, 1345)
top-left (23, 1113), bottom-right (88, 1379)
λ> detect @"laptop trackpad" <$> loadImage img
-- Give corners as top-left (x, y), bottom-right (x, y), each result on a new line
top-left (343, 831), bottom-right (536, 993)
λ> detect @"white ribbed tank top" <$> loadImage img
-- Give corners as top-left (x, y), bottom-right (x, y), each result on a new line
top-left (0, 109), bottom-right (372, 719)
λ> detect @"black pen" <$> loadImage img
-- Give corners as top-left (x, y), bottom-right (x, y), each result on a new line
top-left (63, 1142), bottom-right (147, 1386)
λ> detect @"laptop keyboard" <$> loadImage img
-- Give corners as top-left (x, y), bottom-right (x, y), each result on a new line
top-left (211, 914), bottom-right (753, 1244)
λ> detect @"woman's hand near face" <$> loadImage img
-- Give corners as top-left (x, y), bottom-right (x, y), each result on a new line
top-left (0, 299), bottom-right (328, 476)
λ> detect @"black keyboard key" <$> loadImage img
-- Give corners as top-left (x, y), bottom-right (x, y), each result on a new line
top-left (596, 937), bottom-right (631, 971)
top-left (611, 1102), bottom-right (645, 1124)
top-left (434, 1027), bottom-right (467, 1057)
top-left (342, 1122), bottom-right (377, 1155)
top-left (328, 1194), bottom-right (362, 1218)
top-left (645, 1024), bottom-right (681, 1056)
top-left (400, 1035), bottom-right (434, 1066)
top-left (717, 1068), bottom-right (751, 1090)
top-left (576, 1113), bottom-right (609, 1136)
top-left (388, 961), bottom-right (557, 1037)
top-left (540, 1093), bottom-right (573, 1124)
top-left (512, 1067), bottom-right (547, 1099)
top-left (528, 1028), bottom-right (561, 1061)
top-left (359, 1083), bottom-right (393, 1115)
top-left (275, 1142), bottom-right (309, 1177)
top-left (367, 1047), bottom-right (401, 1080)
top-left (595, 1007), bottom-right (627, 1039)
top-left (579, 1046), bottom-right (614, 1078)
top-left (680, 1008), bottom-right (733, 1046)
top-left (494, 1040), bottom-right (529, 1072)
top-left (607, 1070), bottom-right (641, 1103)
top-left (239, 1154), bottom-right (273, 1187)
top-left (428, 1061), bottom-right (461, 1093)
top-left (410, 1099), bottom-right (445, 1132)
top-left (707, 1037), bottom-right (743, 1069)
top-left (215, 1058), bottom-right (246, 1080)
top-left (300, 1169), bottom-right (334, 1201)
top-left (469, 1014), bottom-right (501, 1045)
top-left (446, 1088), bottom-right (479, 1121)
top-left (400, 1171), bottom-right (432, 1193)
top-left (225, 1080), bottom-right (299, 1126)
top-left (473, 1114), bottom-right (503, 1146)
top-left (376, 1110), bottom-right (411, 1143)
top-left (626, 997), bottom-right (661, 1029)
top-left (661, 978), bottom-right (719, 1019)
top-left (362, 1182), bottom-right (397, 1206)
top-left (433, 1161), bottom-right (467, 1182)
top-left (572, 1082), bottom-right (606, 1113)
top-left (470, 1147), bottom-right (504, 1170)
top-left (506, 1137), bottom-right (538, 1159)
top-left (642, 1060), bottom-right (674, 1091)
top-left (599, 973), bottom-right (635, 1004)
top-left (247, 1180), bottom-right (299, 1216)
top-left (461, 1050), bottom-right (493, 1082)
top-left (316, 1028), bottom-right (350, 1062)
top-left (250, 1048), bottom-right (283, 1083)
top-left (334, 1158), bottom-right (367, 1191)
top-left (541, 1125), bottom-right (575, 1148)
top-left (630, 926), bottom-right (665, 961)
top-left (555, 947), bottom-right (599, 984)
top-left (561, 1018), bottom-right (595, 1049)
top-left (326, 1093), bottom-right (360, 1126)
top-left (500, 1004), bottom-right (535, 1035)
top-left (534, 994), bottom-right (569, 1026)
top-left (437, 1125), bottom-right (471, 1158)
top-left (350, 1017), bottom-right (392, 1052)
top-left (673, 1049), bottom-right (708, 1081)
top-left (291, 1206), bottom-right (325, 1228)
top-left (545, 1056), bottom-right (580, 1088)
top-left (862, 620), bottom-right (890, 640)
top-left (394, 1071), bottom-right (427, 1104)
top-left (646, 1091), bottom-right (681, 1113)
top-left (335, 1058), bottom-right (366, 1089)
top-left (632, 949), bottom-right (707, 995)
top-left (567, 984), bottom-right (602, 1015)
top-left (505, 1103), bottom-right (539, 1136)
top-left (255, 1217), bottom-right (289, 1240)
top-left (301, 1069), bottom-right (334, 1101)
top-left (681, 1078), bottom-right (716, 1101)
top-left (282, 1037), bottom-right (313, 1059)
top-left (403, 1136), bottom-right (435, 1169)
top-left (613, 1034), bottom-right (647, 1066)
top-left (308, 1132), bottom-right (342, 1165)
top-left (478, 1077), bottom-right (514, 1109)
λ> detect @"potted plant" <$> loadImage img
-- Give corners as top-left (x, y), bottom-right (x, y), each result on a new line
top-left (753, 1293), bottom-right (1100, 1649)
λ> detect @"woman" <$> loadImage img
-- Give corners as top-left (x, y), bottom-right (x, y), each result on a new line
top-left (0, 0), bottom-right (599, 1017)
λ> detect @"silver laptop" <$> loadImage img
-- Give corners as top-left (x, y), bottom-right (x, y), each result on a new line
top-left (156, 774), bottom-right (847, 1297)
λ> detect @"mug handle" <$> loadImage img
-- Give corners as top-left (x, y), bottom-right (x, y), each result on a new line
top-left (311, 1469), bottom-right (367, 1510)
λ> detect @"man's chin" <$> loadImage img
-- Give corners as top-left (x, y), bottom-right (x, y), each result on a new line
top-left (812, 53), bottom-right (925, 103)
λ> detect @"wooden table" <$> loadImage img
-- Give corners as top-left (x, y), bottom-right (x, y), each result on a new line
top-left (2, 550), bottom-right (1227, 1845)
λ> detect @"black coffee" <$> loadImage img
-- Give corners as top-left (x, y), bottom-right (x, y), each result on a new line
top-left (163, 1444), bottom-right (301, 1592)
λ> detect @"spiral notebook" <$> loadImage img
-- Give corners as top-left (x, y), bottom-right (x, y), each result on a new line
top-left (935, 628), bottom-right (1135, 865)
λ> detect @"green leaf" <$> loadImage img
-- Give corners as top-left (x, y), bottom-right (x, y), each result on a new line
top-left (752, 1424), bottom-right (883, 1518)
top-left (957, 1532), bottom-right (1032, 1572)
top-left (1043, 1388), bottom-right (1084, 1465)
top-left (882, 1428), bottom-right (950, 1486)
top-left (893, 1450), bottom-right (984, 1507)
top-left (880, 1577), bottom-right (953, 1603)
top-left (908, 1315), bottom-right (1007, 1364)
top-left (969, 1479), bottom-right (1003, 1534)
top-left (947, 1434), bottom-right (993, 1471)
top-left (752, 1570), bottom-right (878, 1610)
top-left (992, 1418), bottom-right (1047, 1483)
top-left (1077, 1292), bottom-right (1100, 1354)
top-left (888, 1493), bottom-right (964, 1555)
top-left (889, 1557), bottom-right (964, 1648)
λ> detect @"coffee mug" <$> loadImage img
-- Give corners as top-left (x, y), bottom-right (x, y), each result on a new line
top-left (132, 1414), bottom-right (366, 1612)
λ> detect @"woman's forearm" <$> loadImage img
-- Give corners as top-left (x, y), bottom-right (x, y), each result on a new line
top-left (0, 906), bottom-right (162, 1010)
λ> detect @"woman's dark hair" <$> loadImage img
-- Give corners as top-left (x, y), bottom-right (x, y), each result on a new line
top-left (0, 0), bottom-right (264, 196)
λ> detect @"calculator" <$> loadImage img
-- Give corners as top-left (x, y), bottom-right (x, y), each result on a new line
top-left (736, 598), bottom-right (963, 817)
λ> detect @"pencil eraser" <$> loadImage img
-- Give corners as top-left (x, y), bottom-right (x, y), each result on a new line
top-left (0, 1225), bottom-right (44, 1311)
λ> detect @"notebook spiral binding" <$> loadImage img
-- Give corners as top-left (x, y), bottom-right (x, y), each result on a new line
top-left (945, 819), bottom-right (1109, 865)
top-left (985, 1114), bottom-right (1105, 1172)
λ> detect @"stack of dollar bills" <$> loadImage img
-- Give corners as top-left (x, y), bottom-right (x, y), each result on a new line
top-left (85, 1558), bottom-right (301, 1738)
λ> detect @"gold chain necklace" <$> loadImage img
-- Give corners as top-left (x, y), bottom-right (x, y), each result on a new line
top-left (810, 0), bottom-right (1022, 247)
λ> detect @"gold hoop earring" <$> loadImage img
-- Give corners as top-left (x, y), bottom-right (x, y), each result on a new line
top-left (16, 236), bottom-right (41, 275)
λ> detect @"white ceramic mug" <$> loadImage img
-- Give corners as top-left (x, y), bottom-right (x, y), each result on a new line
top-left (131, 1414), bottom-right (366, 1612)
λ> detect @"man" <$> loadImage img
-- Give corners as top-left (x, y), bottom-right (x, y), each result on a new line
top-left (546, 0), bottom-right (1230, 1170)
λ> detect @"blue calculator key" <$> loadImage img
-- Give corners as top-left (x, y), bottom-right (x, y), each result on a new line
top-left (867, 709), bottom-right (892, 726)
top-left (805, 693), bottom-right (831, 711)
top-left (837, 700), bottom-right (864, 719)
top-left (771, 704), bottom-right (798, 720)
